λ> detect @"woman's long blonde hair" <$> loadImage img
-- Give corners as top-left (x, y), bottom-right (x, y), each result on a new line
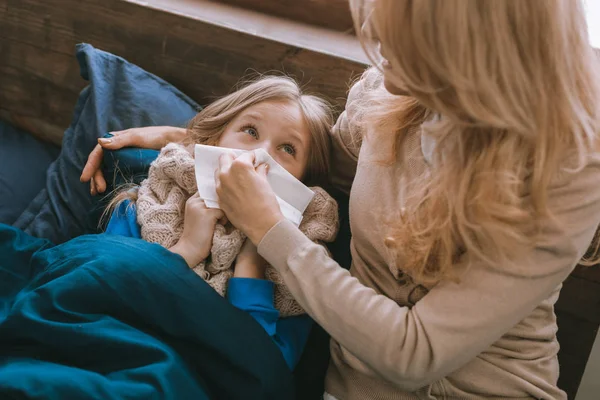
top-left (103, 75), bottom-right (333, 224)
top-left (350, 0), bottom-right (600, 284)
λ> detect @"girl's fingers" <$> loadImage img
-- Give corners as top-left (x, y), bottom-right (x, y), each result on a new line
top-left (255, 163), bottom-right (269, 176)
top-left (109, 129), bottom-right (129, 136)
top-left (94, 169), bottom-right (107, 194)
top-left (234, 151), bottom-right (255, 166)
top-left (98, 131), bottom-right (138, 149)
top-left (80, 144), bottom-right (104, 182)
top-left (90, 177), bottom-right (97, 196)
top-left (210, 209), bottom-right (225, 221)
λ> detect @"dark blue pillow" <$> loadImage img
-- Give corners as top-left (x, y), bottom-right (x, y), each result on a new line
top-left (13, 43), bottom-right (199, 244)
top-left (0, 121), bottom-right (60, 225)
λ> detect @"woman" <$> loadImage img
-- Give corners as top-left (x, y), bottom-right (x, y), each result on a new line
top-left (82, 0), bottom-right (600, 398)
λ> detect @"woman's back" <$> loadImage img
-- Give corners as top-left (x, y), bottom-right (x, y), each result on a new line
top-left (321, 70), bottom-right (600, 399)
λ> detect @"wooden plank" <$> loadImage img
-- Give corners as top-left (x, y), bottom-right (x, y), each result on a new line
top-left (572, 264), bottom-right (600, 285)
top-left (555, 274), bottom-right (600, 397)
top-left (214, 0), bottom-right (354, 32)
top-left (0, 64), bottom-right (80, 141)
top-left (0, 0), bottom-right (366, 143)
top-left (0, 38), bottom-right (84, 94)
top-left (0, 36), bottom-right (83, 143)
top-left (0, 110), bottom-right (67, 146)
top-left (556, 275), bottom-right (600, 324)
top-left (575, 327), bottom-right (600, 399)
top-left (556, 311), bottom-right (599, 398)
top-left (1, 0), bottom-right (365, 103)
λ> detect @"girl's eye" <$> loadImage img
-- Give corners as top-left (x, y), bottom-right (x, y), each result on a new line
top-left (243, 126), bottom-right (258, 138)
top-left (281, 144), bottom-right (296, 156)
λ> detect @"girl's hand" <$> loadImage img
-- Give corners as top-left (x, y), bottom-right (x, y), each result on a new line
top-left (234, 239), bottom-right (267, 279)
top-left (80, 126), bottom-right (187, 195)
top-left (216, 152), bottom-right (284, 245)
top-left (169, 193), bottom-right (224, 267)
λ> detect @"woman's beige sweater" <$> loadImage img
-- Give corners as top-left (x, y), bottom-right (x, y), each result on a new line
top-left (256, 72), bottom-right (600, 399)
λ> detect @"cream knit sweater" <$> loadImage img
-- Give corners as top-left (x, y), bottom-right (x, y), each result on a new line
top-left (134, 143), bottom-right (339, 317)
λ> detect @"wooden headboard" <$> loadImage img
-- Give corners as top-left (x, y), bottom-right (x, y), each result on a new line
top-left (0, 1), bottom-right (598, 398)
top-left (0, 0), bottom-right (367, 145)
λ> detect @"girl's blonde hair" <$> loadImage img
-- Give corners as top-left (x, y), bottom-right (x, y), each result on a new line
top-left (350, 0), bottom-right (600, 284)
top-left (103, 75), bottom-right (333, 224)
top-left (184, 75), bottom-right (333, 186)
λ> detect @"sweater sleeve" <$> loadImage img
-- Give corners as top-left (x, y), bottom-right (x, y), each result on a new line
top-left (104, 200), bottom-right (142, 238)
top-left (257, 160), bottom-right (600, 391)
top-left (227, 278), bottom-right (313, 370)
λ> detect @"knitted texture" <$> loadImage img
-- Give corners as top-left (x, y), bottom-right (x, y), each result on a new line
top-left (136, 143), bottom-right (339, 317)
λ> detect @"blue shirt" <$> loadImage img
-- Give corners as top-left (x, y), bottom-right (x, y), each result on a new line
top-left (105, 201), bottom-right (312, 369)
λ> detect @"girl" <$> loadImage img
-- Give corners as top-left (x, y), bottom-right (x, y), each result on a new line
top-left (83, 1), bottom-right (600, 398)
top-left (102, 76), bottom-right (339, 371)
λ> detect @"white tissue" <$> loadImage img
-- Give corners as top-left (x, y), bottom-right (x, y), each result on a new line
top-left (194, 144), bottom-right (315, 226)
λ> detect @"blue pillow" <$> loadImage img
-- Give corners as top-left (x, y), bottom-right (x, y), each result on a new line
top-left (0, 121), bottom-right (60, 225)
top-left (13, 43), bottom-right (199, 244)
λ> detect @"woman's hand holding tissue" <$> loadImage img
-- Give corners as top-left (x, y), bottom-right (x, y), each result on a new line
top-left (169, 193), bottom-right (224, 267)
top-left (216, 152), bottom-right (284, 245)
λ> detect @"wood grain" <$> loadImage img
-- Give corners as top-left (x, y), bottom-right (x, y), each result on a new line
top-left (556, 311), bottom-right (599, 399)
top-left (572, 264), bottom-right (600, 284)
top-left (214, 0), bottom-right (354, 32)
top-left (0, 40), bottom-right (82, 144)
top-left (556, 276), bottom-right (600, 324)
top-left (0, 0), bottom-right (365, 142)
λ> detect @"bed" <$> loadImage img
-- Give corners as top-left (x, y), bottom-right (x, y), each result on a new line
top-left (0, 0), bottom-right (598, 398)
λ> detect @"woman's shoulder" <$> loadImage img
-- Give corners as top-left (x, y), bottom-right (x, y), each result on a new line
top-left (549, 148), bottom-right (600, 196)
top-left (331, 68), bottom-right (384, 155)
top-left (347, 67), bottom-right (385, 113)
top-left (539, 150), bottom-right (600, 259)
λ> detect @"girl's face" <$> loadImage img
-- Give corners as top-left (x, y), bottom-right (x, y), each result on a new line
top-left (217, 100), bottom-right (312, 181)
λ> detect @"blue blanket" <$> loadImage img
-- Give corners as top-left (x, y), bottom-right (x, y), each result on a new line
top-left (0, 225), bottom-right (294, 399)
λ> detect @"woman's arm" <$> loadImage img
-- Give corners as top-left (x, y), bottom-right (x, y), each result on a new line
top-left (104, 200), bottom-right (142, 238)
top-left (255, 161), bottom-right (600, 391)
top-left (215, 115), bottom-right (600, 389)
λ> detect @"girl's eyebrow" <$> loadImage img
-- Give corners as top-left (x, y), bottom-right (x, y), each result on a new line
top-left (240, 112), bottom-right (263, 122)
top-left (286, 129), bottom-right (307, 148)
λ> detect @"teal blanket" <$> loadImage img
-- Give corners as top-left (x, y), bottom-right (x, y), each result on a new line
top-left (0, 225), bottom-right (293, 399)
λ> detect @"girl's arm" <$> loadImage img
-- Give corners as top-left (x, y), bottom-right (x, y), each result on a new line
top-left (105, 200), bottom-right (141, 238)
top-left (254, 161), bottom-right (600, 390)
top-left (81, 126), bottom-right (188, 195)
top-left (229, 240), bottom-right (313, 369)
top-left (227, 277), bottom-right (313, 370)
